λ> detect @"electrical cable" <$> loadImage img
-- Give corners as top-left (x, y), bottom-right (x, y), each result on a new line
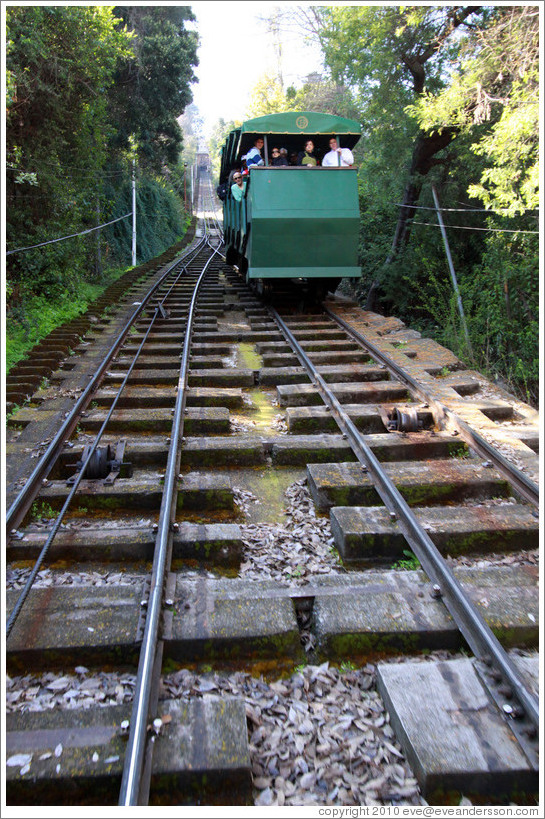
top-left (409, 221), bottom-right (538, 235)
top-left (6, 213), bottom-right (132, 256)
top-left (394, 202), bottom-right (539, 214)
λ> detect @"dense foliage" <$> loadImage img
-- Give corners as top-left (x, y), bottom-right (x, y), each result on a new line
top-left (6, 5), bottom-right (198, 368)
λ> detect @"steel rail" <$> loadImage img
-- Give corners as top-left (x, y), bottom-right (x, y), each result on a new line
top-left (7, 241), bottom-right (209, 635)
top-left (5, 237), bottom-right (208, 535)
top-left (325, 306), bottom-right (539, 508)
top-left (270, 307), bottom-right (539, 746)
top-left (6, 310), bottom-right (160, 637)
top-left (118, 212), bottom-right (224, 806)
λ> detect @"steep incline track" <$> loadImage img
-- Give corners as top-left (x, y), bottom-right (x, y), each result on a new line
top-left (5, 172), bottom-right (539, 808)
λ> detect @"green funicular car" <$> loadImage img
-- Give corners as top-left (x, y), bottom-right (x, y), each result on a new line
top-left (220, 111), bottom-right (362, 299)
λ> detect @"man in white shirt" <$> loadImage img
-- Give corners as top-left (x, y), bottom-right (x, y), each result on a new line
top-left (322, 137), bottom-right (354, 167)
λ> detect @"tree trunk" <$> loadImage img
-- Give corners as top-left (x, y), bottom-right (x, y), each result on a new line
top-left (366, 127), bottom-right (457, 310)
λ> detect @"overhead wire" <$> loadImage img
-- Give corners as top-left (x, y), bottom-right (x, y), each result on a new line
top-left (409, 221), bottom-right (538, 235)
top-left (394, 202), bottom-right (539, 214)
top-left (6, 213), bottom-right (133, 256)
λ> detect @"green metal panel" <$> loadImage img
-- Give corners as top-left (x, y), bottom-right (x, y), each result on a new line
top-left (246, 168), bottom-right (360, 279)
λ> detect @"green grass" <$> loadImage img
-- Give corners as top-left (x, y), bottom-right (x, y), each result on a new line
top-left (5, 272), bottom-right (127, 373)
top-left (392, 549), bottom-right (421, 571)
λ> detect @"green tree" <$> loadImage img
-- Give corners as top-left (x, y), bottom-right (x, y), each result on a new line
top-left (110, 6), bottom-right (199, 172)
top-left (244, 71), bottom-right (291, 118)
top-left (313, 4), bottom-right (486, 269)
top-left (6, 6), bottom-right (133, 297)
top-left (289, 76), bottom-right (360, 121)
top-left (405, 5), bottom-right (539, 402)
top-left (409, 5), bottom-right (539, 215)
top-left (208, 118), bottom-right (242, 182)
top-left (6, 6), bottom-right (198, 371)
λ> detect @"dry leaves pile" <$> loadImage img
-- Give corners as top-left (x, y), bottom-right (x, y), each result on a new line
top-left (6, 568), bottom-right (145, 591)
top-left (6, 668), bottom-right (136, 713)
top-left (162, 662), bottom-right (423, 807)
top-left (239, 479), bottom-right (342, 585)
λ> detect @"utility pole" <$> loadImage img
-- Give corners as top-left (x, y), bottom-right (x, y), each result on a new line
top-left (96, 194), bottom-right (102, 278)
top-left (132, 158), bottom-right (137, 267)
top-left (431, 185), bottom-right (473, 359)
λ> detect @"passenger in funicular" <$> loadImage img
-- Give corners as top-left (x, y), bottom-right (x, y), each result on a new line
top-left (245, 137), bottom-right (265, 169)
top-left (322, 137), bottom-right (354, 167)
top-left (297, 139), bottom-right (319, 167)
top-left (270, 146), bottom-right (289, 166)
top-left (230, 171), bottom-right (247, 201)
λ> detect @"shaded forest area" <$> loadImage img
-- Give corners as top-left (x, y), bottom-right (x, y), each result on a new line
top-left (5, 5), bottom-right (199, 370)
top-left (209, 5), bottom-right (539, 405)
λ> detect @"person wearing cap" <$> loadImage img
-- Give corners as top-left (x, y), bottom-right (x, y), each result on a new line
top-left (245, 137), bottom-right (264, 169)
top-left (322, 137), bottom-right (354, 167)
top-left (231, 172), bottom-right (247, 201)
top-left (271, 146), bottom-right (289, 166)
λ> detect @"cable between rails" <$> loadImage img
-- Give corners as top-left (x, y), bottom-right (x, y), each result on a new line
top-left (118, 186), bottom-right (225, 806)
top-left (6, 237), bottom-right (208, 534)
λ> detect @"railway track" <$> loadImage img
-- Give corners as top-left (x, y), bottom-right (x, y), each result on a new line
top-left (5, 172), bottom-right (540, 808)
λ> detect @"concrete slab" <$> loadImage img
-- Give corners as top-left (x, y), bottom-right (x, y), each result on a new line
top-left (256, 339), bottom-right (359, 355)
top-left (262, 364), bottom-right (387, 388)
top-left (166, 577), bottom-right (304, 662)
top-left (176, 473), bottom-right (235, 512)
top-left (35, 473), bottom-right (234, 515)
top-left (330, 504), bottom-right (539, 561)
top-left (188, 368), bottom-right (255, 388)
top-left (7, 523), bottom-right (243, 567)
top-left (277, 380), bottom-right (412, 407)
top-left (376, 656), bottom-right (538, 799)
top-left (269, 432), bottom-right (468, 467)
top-left (5, 696), bottom-right (252, 805)
top-left (286, 402), bottom-right (510, 434)
top-left (79, 407), bottom-right (230, 435)
top-left (269, 434), bottom-right (356, 466)
top-left (311, 566), bottom-right (538, 657)
top-left (120, 342), bottom-right (233, 356)
top-left (307, 459), bottom-right (511, 510)
top-left (6, 584), bottom-right (144, 670)
top-left (174, 522), bottom-right (243, 565)
top-left (7, 526), bottom-right (156, 563)
top-left (286, 404), bottom-right (397, 434)
top-left (181, 437), bottom-right (268, 467)
top-left (261, 350), bottom-right (370, 368)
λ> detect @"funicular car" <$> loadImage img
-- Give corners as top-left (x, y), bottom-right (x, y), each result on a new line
top-left (219, 111), bottom-right (362, 298)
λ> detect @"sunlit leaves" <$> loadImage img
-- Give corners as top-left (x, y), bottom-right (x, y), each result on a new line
top-left (408, 7), bottom-right (539, 214)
